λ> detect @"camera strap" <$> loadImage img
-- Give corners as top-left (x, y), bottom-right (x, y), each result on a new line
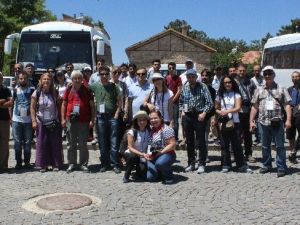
top-left (268, 90), bottom-right (287, 121)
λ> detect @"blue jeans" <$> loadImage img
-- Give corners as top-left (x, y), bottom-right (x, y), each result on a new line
top-left (12, 121), bottom-right (33, 165)
top-left (147, 153), bottom-right (176, 182)
top-left (97, 114), bottom-right (119, 168)
top-left (173, 103), bottom-right (179, 141)
top-left (258, 122), bottom-right (287, 171)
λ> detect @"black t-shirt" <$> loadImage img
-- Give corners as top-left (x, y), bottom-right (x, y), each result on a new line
top-left (0, 86), bottom-right (12, 120)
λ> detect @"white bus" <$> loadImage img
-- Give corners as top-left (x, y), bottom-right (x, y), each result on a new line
top-left (4, 21), bottom-right (111, 77)
top-left (262, 33), bottom-right (300, 88)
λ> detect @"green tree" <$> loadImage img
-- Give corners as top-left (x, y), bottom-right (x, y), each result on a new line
top-left (277, 18), bottom-right (300, 35)
top-left (0, 0), bottom-right (56, 72)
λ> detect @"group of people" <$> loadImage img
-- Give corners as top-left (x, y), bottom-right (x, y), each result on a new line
top-left (0, 58), bottom-right (298, 184)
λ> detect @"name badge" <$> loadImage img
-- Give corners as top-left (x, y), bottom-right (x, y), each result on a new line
top-left (147, 145), bottom-right (152, 154)
top-left (20, 107), bottom-right (27, 117)
top-left (184, 104), bottom-right (188, 112)
top-left (73, 105), bottom-right (80, 114)
top-left (266, 100), bottom-right (274, 110)
top-left (44, 110), bottom-right (51, 120)
top-left (99, 104), bottom-right (105, 113)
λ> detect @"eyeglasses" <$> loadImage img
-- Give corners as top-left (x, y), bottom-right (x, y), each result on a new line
top-left (100, 73), bottom-right (110, 76)
top-left (137, 73), bottom-right (146, 76)
top-left (263, 72), bottom-right (273, 77)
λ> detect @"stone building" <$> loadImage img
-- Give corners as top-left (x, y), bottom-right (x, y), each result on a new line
top-left (126, 28), bottom-right (216, 71)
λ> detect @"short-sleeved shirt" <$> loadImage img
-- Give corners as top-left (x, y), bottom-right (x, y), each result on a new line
top-left (149, 89), bottom-right (173, 122)
top-left (90, 82), bottom-right (121, 115)
top-left (166, 75), bottom-right (182, 104)
top-left (0, 86), bottom-right (12, 121)
top-left (63, 85), bottom-right (93, 123)
top-left (56, 82), bottom-right (67, 98)
top-left (89, 72), bottom-right (101, 86)
top-left (12, 86), bottom-right (35, 123)
top-left (149, 125), bottom-right (175, 154)
top-left (216, 92), bottom-right (241, 123)
top-left (32, 90), bottom-right (58, 123)
top-left (127, 129), bottom-right (150, 153)
top-left (251, 82), bottom-right (292, 126)
top-left (128, 82), bottom-right (152, 117)
top-left (112, 80), bottom-right (128, 111)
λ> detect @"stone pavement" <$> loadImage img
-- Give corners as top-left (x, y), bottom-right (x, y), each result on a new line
top-left (0, 148), bottom-right (300, 225)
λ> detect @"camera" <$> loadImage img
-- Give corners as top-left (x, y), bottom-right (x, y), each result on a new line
top-left (70, 112), bottom-right (80, 123)
top-left (148, 144), bottom-right (160, 155)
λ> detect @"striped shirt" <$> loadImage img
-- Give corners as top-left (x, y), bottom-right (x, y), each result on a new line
top-left (149, 125), bottom-right (175, 149)
top-left (179, 82), bottom-right (213, 113)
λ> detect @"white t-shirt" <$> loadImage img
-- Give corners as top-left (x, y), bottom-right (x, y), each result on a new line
top-left (127, 129), bottom-right (150, 153)
top-left (149, 89), bottom-right (173, 122)
top-left (216, 92), bottom-right (241, 123)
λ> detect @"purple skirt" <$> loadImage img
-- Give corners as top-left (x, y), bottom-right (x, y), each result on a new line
top-left (35, 122), bottom-right (63, 168)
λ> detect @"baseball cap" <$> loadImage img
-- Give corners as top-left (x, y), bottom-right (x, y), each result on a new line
top-left (151, 73), bottom-right (164, 80)
top-left (83, 66), bottom-right (92, 71)
top-left (186, 69), bottom-right (197, 76)
top-left (262, 65), bottom-right (275, 73)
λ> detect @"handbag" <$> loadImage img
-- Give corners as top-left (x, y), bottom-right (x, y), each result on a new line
top-left (218, 95), bottom-right (235, 131)
top-left (43, 120), bottom-right (59, 132)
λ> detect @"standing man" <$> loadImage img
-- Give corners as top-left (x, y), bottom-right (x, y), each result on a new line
top-left (147, 59), bottom-right (161, 80)
top-left (119, 63), bottom-right (129, 81)
top-left (124, 63), bottom-right (137, 88)
top-left (89, 59), bottom-right (105, 86)
top-left (0, 72), bottom-right (13, 173)
top-left (179, 69), bottom-right (213, 174)
top-left (212, 66), bottom-right (224, 93)
top-left (24, 63), bottom-right (37, 88)
top-left (236, 64), bottom-right (256, 163)
top-left (250, 66), bottom-right (292, 177)
top-left (90, 66), bottom-right (122, 173)
top-left (287, 71), bottom-right (300, 164)
top-left (166, 62), bottom-right (182, 142)
top-left (12, 73), bottom-right (35, 169)
top-left (12, 63), bottom-right (23, 88)
top-left (128, 68), bottom-right (152, 118)
top-left (65, 62), bottom-right (74, 83)
top-left (250, 65), bottom-right (265, 145)
top-left (61, 71), bottom-right (95, 173)
top-left (180, 59), bottom-right (201, 84)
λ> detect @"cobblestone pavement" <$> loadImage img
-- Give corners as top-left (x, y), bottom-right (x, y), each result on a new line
top-left (0, 147), bottom-right (300, 225)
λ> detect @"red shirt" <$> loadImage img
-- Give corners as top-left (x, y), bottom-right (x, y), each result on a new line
top-left (166, 74), bottom-right (182, 104)
top-left (63, 85), bottom-right (93, 123)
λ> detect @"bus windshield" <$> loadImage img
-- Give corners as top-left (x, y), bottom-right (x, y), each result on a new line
top-left (17, 31), bottom-right (92, 70)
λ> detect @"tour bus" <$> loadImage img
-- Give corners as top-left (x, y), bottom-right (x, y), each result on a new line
top-left (4, 21), bottom-right (110, 79)
top-left (262, 33), bottom-right (300, 87)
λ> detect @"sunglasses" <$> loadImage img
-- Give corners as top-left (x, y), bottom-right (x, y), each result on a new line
top-left (263, 72), bottom-right (274, 76)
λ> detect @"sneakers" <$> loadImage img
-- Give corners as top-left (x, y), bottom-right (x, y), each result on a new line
top-left (185, 164), bottom-right (195, 172)
top-left (123, 175), bottom-right (130, 183)
top-left (288, 154), bottom-right (298, 164)
top-left (259, 167), bottom-right (271, 174)
top-left (277, 170), bottom-right (286, 177)
top-left (91, 139), bottom-right (98, 146)
top-left (99, 166), bottom-right (107, 173)
top-left (238, 165), bottom-right (253, 173)
top-left (80, 165), bottom-right (89, 173)
top-left (66, 164), bottom-right (75, 173)
top-left (246, 155), bottom-right (256, 163)
top-left (197, 165), bottom-right (205, 174)
top-left (113, 167), bottom-right (121, 174)
top-left (221, 167), bottom-right (230, 173)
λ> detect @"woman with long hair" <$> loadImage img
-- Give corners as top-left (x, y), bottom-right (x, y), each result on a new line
top-left (215, 75), bottom-right (252, 173)
top-left (144, 73), bottom-right (174, 126)
top-left (30, 73), bottom-right (63, 172)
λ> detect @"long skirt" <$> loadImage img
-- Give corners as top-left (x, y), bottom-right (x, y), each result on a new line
top-left (35, 123), bottom-right (63, 168)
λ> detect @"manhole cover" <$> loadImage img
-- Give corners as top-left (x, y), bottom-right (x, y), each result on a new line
top-left (22, 193), bottom-right (101, 214)
top-left (37, 194), bottom-right (92, 210)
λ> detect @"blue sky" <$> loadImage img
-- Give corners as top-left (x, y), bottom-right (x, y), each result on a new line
top-left (46, 0), bottom-right (300, 65)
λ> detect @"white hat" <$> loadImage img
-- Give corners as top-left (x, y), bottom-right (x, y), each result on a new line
top-left (133, 110), bottom-right (149, 121)
top-left (151, 73), bottom-right (164, 81)
top-left (186, 69), bottom-right (197, 76)
top-left (83, 66), bottom-right (92, 71)
top-left (262, 65), bottom-right (275, 73)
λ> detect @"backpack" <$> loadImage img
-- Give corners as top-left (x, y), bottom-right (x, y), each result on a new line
top-left (119, 129), bottom-right (138, 156)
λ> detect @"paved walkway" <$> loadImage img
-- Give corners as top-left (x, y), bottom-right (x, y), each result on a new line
top-left (0, 148), bottom-right (300, 225)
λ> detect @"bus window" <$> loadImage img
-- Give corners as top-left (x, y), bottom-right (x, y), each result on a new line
top-left (281, 45), bottom-right (294, 68)
top-left (294, 43), bottom-right (300, 68)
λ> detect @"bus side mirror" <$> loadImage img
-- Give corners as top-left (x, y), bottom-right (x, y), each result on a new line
top-left (96, 40), bottom-right (104, 56)
top-left (4, 33), bottom-right (20, 55)
top-left (4, 38), bottom-right (12, 55)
